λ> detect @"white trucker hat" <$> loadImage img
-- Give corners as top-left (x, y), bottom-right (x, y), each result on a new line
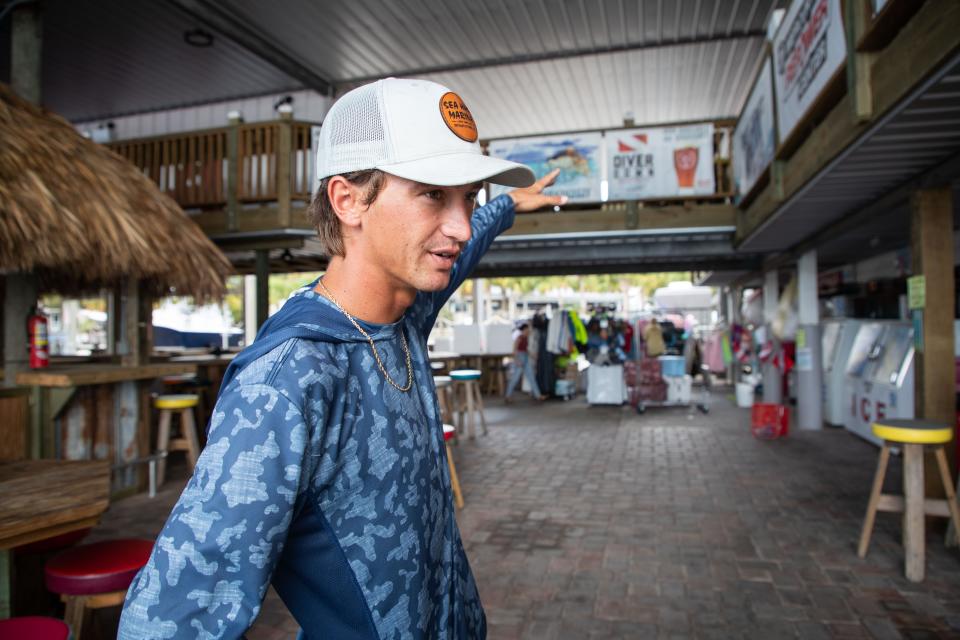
top-left (315, 78), bottom-right (535, 189)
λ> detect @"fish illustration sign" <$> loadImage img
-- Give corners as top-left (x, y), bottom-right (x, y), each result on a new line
top-left (607, 124), bottom-right (715, 200)
top-left (488, 133), bottom-right (603, 203)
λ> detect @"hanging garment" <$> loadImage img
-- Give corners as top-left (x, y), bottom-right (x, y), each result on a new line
top-left (644, 322), bottom-right (666, 357)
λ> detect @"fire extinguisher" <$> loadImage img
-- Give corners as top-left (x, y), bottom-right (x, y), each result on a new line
top-left (27, 308), bottom-right (49, 369)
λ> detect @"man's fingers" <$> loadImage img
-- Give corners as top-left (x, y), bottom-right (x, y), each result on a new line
top-left (533, 168), bottom-right (561, 191)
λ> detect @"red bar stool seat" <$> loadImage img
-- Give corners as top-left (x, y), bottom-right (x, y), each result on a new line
top-left (44, 538), bottom-right (153, 639)
top-left (0, 616), bottom-right (70, 640)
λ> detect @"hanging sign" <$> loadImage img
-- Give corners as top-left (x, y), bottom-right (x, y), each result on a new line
top-left (772, 0), bottom-right (847, 142)
top-left (487, 133), bottom-right (603, 203)
top-left (606, 124), bottom-right (715, 200)
top-left (907, 275), bottom-right (926, 309)
top-left (733, 57), bottom-right (777, 199)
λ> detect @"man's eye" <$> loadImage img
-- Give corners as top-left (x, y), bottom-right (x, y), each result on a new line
top-left (424, 190), bottom-right (443, 201)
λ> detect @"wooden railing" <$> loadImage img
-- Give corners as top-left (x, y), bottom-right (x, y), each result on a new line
top-left (109, 117), bottom-right (316, 211)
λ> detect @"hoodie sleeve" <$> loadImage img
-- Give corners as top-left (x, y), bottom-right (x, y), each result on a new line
top-left (414, 193), bottom-right (516, 335)
top-left (118, 381), bottom-right (311, 640)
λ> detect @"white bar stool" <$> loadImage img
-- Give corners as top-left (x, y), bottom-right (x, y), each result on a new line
top-left (154, 393), bottom-right (201, 486)
top-left (450, 369), bottom-right (487, 439)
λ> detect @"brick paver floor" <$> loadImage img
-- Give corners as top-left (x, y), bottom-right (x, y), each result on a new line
top-left (85, 389), bottom-right (960, 639)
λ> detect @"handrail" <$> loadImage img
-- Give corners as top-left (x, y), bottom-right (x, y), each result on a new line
top-left (108, 119), bottom-right (318, 210)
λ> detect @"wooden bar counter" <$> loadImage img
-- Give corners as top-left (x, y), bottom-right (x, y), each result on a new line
top-left (17, 362), bottom-right (196, 388)
top-left (0, 459), bottom-right (110, 618)
top-left (15, 363), bottom-right (197, 493)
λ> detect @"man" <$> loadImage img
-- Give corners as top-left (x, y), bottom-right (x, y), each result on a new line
top-left (118, 78), bottom-right (564, 639)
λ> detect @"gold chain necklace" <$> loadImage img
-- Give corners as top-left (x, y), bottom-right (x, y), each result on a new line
top-left (317, 278), bottom-right (413, 392)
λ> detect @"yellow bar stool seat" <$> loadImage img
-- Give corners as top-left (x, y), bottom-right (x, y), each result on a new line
top-left (450, 369), bottom-right (487, 439)
top-left (858, 418), bottom-right (960, 582)
top-left (155, 394), bottom-right (199, 410)
top-left (872, 419), bottom-right (953, 444)
top-left (154, 394), bottom-right (202, 486)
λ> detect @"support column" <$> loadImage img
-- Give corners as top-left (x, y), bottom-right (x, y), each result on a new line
top-left (3, 277), bottom-right (37, 387)
top-left (762, 271), bottom-right (783, 404)
top-left (10, 1), bottom-right (42, 105)
top-left (472, 278), bottom-right (485, 325)
top-left (911, 187), bottom-right (956, 473)
top-left (255, 250), bottom-right (270, 330)
top-left (796, 250), bottom-right (823, 430)
top-left (4, 2), bottom-right (42, 388)
top-left (725, 287), bottom-right (739, 385)
top-left (243, 274), bottom-right (257, 345)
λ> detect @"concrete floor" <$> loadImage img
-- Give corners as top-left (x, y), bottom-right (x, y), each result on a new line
top-left (82, 389), bottom-right (960, 639)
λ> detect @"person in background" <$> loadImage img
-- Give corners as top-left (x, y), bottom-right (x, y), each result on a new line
top-left (505, 323), bottom-right (546, 402)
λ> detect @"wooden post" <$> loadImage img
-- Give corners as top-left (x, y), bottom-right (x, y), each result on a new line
top-left (845, 0), bottom-right (875, 121)
top-left (911, 187), bottom-right (956, 479)
top-left (255, 249), bottom-right (270, 330)
top-left (277, 111), bottom-right (293, 228)
top-left (226, 113), bottom-right (242, 232)
top-left (118, 279), bottom-right (149, 367)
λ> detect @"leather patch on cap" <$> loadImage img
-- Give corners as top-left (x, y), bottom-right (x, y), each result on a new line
top-left (439, 92), bottom-right (478, 142)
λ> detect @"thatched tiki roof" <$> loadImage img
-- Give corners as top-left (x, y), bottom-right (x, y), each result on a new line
top-left (0, 83), bottom-right (232, 300)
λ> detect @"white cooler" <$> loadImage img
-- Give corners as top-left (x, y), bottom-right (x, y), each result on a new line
top-left (586, 365), bottom-right (627, 405)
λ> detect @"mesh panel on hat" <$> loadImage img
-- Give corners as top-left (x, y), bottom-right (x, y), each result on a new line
top-left (316, 83), bottom-right (388, 180)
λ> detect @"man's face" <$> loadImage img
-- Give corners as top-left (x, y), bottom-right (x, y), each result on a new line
top-left (360, 175), bottom-right (480, 293)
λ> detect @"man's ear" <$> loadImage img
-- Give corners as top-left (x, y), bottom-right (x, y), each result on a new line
top-left (327, 176), bottom-right (365, 230)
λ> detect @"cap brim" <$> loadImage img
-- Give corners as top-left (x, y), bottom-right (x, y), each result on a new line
top-left (377, 153), bottom-right (535, 188)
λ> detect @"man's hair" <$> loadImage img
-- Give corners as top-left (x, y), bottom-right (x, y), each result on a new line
top-left (308, 169), bottom-right (386, 258)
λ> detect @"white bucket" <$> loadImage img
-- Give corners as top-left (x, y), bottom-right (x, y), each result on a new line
top-left (735, 382), bottom-right (755, 408)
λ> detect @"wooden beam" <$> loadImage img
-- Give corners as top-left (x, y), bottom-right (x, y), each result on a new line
top-left (737, 0), bottom-right (960, 246)
top-left (846, 0), bottom-right (876, 121)
top-left (192, 204), bottom-right (312, 237)
top-left (506, 203), bottom-right (736, 237)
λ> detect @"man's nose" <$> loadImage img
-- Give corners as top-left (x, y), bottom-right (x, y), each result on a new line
top-left (441, 204), bottom-right (472, 244)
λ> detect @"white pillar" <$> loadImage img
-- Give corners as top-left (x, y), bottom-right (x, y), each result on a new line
top-left (796, 250), bottom-right (823, 429)
top-left (244, 275), bottom-right (257, 345)
top-left (472, 278), bottom-right (484, 325)
top-left (762, 270), bottom-right (783, 404)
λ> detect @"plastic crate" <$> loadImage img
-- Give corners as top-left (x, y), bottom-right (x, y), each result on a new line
top-left (658, 355), bottom-right (686, 377)
top-left (751, 403), bottom-right (789, 440)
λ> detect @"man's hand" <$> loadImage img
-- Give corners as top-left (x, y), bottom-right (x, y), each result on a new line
top-left (507, 168), bottom-right (568, 213)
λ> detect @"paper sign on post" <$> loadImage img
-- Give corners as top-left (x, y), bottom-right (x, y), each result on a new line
top-left (907, 275), bottom-right (925, 310)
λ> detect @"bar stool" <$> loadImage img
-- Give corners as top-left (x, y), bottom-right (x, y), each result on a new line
top-left (0, 617), bottom-right (70, 640)
top-left (858, 419), bottom-right (960, 582)
top-left (450, 369), bottom-right (487, 439)
top-left (443, 424), bottom-right (464, 509)
top-left (484, 356), bottom-right (507, 397)
top-left (433, 376), bottom-right (455, 425)
top-left (45, 538), bottom-right (153, 640)
top-left (155, 393), bottom-right (201, 486)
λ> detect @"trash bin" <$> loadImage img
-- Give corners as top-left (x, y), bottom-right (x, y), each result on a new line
top-left (735, 382), bottom-right (754, 408)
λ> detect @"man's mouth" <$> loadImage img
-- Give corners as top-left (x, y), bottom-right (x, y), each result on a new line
top-left (428, 248), bottom-right (460, 268)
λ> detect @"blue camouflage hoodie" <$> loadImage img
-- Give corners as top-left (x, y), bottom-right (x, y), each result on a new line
top-left (118, 195), bottom-right (516, 640)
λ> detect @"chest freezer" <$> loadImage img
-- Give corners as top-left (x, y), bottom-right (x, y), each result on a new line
top-left (821, 319), bottom-right (862, 426)
top-left (843, 322), bottom-right (914, 446)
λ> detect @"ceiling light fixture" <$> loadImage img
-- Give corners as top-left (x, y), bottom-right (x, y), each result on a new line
top-left (184, 28), bottom-right (214, 48)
